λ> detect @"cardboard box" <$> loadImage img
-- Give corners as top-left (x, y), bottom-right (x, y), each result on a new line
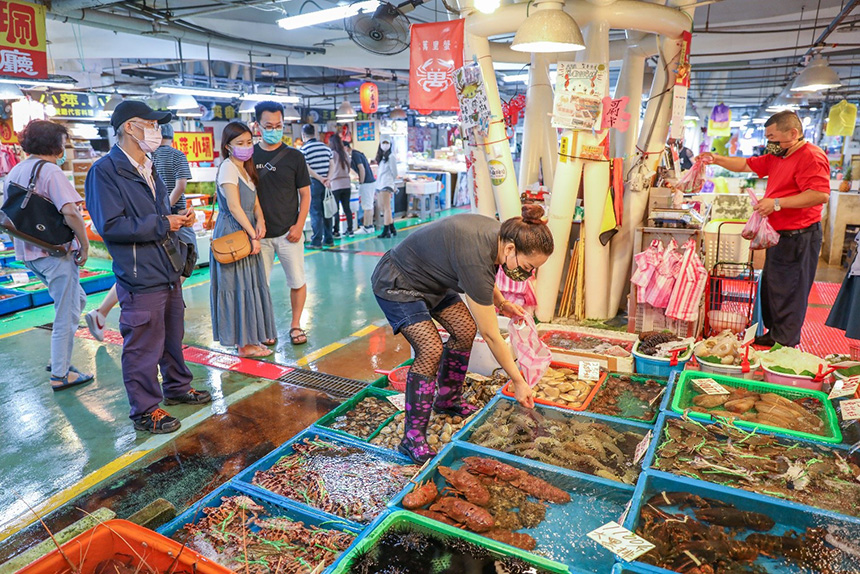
top-left (534, 323), bottom-right (638, 372)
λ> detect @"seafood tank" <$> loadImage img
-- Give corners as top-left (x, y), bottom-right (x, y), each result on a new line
top-left (652, 417), bottom-right (860, 518)
top-left (630, 474), bottom-right (860, 574)
top-left (394, 445), bottom-right (631, 573)
top-left (540, 331), bottom-right (633, 356)
top-left (587, 372), bottom-right (667, 423)
top-left (464, 398), bottom-right (649, 485)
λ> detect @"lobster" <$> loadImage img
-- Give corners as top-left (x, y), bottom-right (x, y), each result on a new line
top-left (402, 480), bottom-right (439, 510)
top-left (430, 496), bottom-right (495, 532)
top-left (461, 457), bottom-right (520, 481)
top-left (646, 491), bottom-right (723, 510)
top-left (693, 507), bottom-right (775, 531)
top-left (483, 529), bottom-right (537, 551)
top-left (411, 508), bottom-right (459, 527)
top-left (509, 472), bottom-right (570, 504)
top-left (438, 466), bottom-right (490, 506)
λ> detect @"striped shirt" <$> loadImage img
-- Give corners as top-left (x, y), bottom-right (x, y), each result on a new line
top-left (300, 138), bottom-right (333, 178)
top-left (152, 144), bottom-right (193, 212)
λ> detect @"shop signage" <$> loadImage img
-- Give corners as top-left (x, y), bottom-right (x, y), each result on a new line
top-left (0, 118), bottom-right (17, 143)
top-left (207, 102), bottom-right (238, 121)
top-left (601, 97), bottom-right (631, 132)
top-left (409, 19), bottom-right (464, 112)
top-left (38, 92), bottom-right (110, 118)
top-left (671, 30), bottom-right (692, 139)
top-left (359, 82), bottom-right (378, 114)
top-left (487, 159), bottom-right (506, 185)
top-left (552, 62), bottom-right (607, 131)
top-left (0, 1), bottom-right (47, 79)
top-left (174, 131), bottom-right (214, 162)
top-left (454, 62), bottom-right (491, 136)
top-left (355, 120), bottom-right (375, 142)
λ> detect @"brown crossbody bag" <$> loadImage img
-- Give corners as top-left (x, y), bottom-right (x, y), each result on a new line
top-left (209, 164), bottom-right (252, 264)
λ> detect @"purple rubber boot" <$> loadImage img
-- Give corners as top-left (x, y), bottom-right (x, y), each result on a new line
top-left (433, 348), bottom-right (479, 417)
top-left (398, 371), bottom-right (437, 464)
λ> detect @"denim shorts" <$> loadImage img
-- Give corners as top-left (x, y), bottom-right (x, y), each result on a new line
top-left (375, 291), bottom-right (462, 334)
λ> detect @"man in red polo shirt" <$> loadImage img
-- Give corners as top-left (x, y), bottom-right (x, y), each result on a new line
top-left (699, 111), bottom-right (830, 347)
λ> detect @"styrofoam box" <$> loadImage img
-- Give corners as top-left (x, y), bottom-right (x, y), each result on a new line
top-left (535, 323), bottom-right (638, 372)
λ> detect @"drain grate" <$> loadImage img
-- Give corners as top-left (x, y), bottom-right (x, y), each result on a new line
top-left (36, 322), bottom-right (54, 330)
top-left (277, 368), bottom-right (370, 399)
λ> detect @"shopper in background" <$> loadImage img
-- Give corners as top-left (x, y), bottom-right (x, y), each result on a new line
top-left (371, 206), bottom-right (554, 463)
top-left (86, 101), bottom-right (210, 434)
top-left (253, 101), bottom-right (311, 346)
top-left (345, 140), bottom-right (376, 234)
top-left (299, 124), bottom-right (334, 248)
top-left (210, 121), bottom-right (277, 357)
top-left (8, 120), bottom-right (93, 390)
top-left (327, 133), bottom-right (356, 238)
top-left (826, 230), bottom-right (860, 341)
top-left (699, 111), bottom-right (830, 347)
top-left (375, 139), bottom-right (398, 239)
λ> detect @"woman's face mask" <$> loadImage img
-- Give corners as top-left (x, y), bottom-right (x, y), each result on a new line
top-left (56, 149), bottom-right (66, 167)
top-left (502, 249), bottom-right (532, 282)
top-left (380, 142), bottom-right (391, 151)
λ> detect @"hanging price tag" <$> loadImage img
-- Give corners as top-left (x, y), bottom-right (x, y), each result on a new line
top-left (829, 376), bottom-right (860, 400)
top-left (386, 393), bottom-right (407, 411)
top-left (633, 430), bottom-right (653, 465)
top-left (10, 272), bottom-right (29, 285)
top-left (693, 377), bottom-right (730, 395)
top-left (587, 521), bottom-right (655, 562)
top-left (578, 361), bottom-right (601, 381)
top-left (742, 323), bottom-right (759, 346)
top-left (840, 399), bottom-right (860, 421)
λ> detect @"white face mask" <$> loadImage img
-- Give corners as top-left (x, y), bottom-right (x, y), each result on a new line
top-left (130, 123), bottom-right (163, 153)
top-left (381, 142), bottom-right (391, 151)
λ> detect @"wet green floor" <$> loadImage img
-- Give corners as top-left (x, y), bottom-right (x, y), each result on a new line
top-left (0, 211), bottom-right (457, 562)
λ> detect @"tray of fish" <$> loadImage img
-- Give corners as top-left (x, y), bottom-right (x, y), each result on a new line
top-left (314, 386), bottom-right (401, 441)
top-left (586, 372), bottom-right (668, 424)
top-left (461, 395), bottom-right (652, 485)
top-left (390, 442), bottom-right (632, 573)
top-left (649, 413), bottom-right (860, 521)
top-left (234, 428), bottom-right (419, 528)
top-left (624, 471), bottom-right (860, 574)
top-left (159, 482), bottom-right (359, 573)
top-left (536, 324), bottom-right (638, 372)
top-left (502, 362), bottom-right (605, 410)
top-left (671, 371), bottom-right (842, 443)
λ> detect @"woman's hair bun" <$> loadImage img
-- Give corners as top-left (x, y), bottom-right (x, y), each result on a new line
top-left (521, 204), bottom-right (546, 225)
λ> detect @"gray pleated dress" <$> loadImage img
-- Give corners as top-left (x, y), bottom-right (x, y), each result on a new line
top-left (210, 166), bottom-right (276, 347)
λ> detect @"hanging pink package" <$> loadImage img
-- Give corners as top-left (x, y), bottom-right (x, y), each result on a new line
top-left (675, 158), bottom-right (707, 193)
top-left (508, 314), bottom-right (552, 387)
top-left (741, 189), bottom-right (780, 250)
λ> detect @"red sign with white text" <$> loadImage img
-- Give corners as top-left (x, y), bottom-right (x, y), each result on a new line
top-left (409, 19), bottom-right (464, 112)
top-left (0, 1), bottom-right (47, 79)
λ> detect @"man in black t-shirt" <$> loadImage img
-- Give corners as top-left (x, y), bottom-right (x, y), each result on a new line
top-left (253, 101), bottom-right (311, 345)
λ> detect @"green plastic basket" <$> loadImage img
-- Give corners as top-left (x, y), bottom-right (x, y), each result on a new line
top-left (586, 371), bottom-right (669, 424)
top-left (314, 386), bottom-right (401, 442)
top-left (671, 370), bottom-right (842, 444)
top-left (329, 510), bottom-right (570, 574)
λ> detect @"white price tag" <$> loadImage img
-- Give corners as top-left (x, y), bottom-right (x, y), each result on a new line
top-left (587, 521), bottom-right (655, 562)
top-left (10, 272), bottom-right (29, 285)
top-left (466, 373), bottom-right (492, 382)
top-left (386, 393), bottom-right (407, 411)
top-left (618, 498), bottom-right (633, 525)
top-left (840, 399), bottom-right (860, 421)
top-left (578, 361), bottom-right (601, 381)
top-left (829, 376), bottom-right (860, 400)
top-left (633, 430), bottom-right (653, 466)
top-left (742, 323), bottom-right (759, 346)
top-left (693, 377), bottom-right (730, 395)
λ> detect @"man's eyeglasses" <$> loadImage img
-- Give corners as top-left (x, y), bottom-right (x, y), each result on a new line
top-left (131, 120), bottom-right (159, 130)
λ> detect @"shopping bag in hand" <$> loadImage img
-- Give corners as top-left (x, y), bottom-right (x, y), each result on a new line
top-left (742, 189), bottom-right (780, 250)
top-left (323, 187), bottom-right (338, 219)
top-left (675, 158), bottom-right (707, 194)
top-left (508, 314), bottom-right (552, 387)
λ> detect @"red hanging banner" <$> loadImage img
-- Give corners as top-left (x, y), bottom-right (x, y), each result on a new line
top-left (0, 1), bottom-right (47, 79)
top-left (409, 19), bottom-right (464, 112)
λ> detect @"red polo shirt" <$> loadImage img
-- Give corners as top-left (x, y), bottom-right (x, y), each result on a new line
top-left (746, 143), bottom-right (831, 231)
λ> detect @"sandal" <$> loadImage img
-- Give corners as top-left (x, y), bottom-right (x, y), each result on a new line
top-left (262, 338), bottom-right (277, 346)
top-left (51, 370), bottom-right (94, 391)
top-left (289, 328), bottom-right (308, 345)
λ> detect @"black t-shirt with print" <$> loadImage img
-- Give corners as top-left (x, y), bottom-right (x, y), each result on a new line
top-left (253, 143), bottom-right (312, 238)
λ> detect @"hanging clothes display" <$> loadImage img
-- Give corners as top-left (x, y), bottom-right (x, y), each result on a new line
top-left (630, 239), bottom-right (663, 303)
top-left (665, 239), bottom-right (708, 322)
top-left (0, 144), bottom-right (22, 176)
top-left (644, 239), bottom-right (683, 309)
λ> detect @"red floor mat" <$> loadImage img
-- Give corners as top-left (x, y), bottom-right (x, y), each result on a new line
top-left (798, 306), bottom-right (851, 356)
top-left (807, 282), bottom-right (841, 306)
top-left (77, 327), bottom-right (125, 345)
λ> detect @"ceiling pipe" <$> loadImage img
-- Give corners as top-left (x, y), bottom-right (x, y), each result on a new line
top-left (49, 0), bottom-right (125, 10)
top-left (47, 9), bottom-right (322, 56)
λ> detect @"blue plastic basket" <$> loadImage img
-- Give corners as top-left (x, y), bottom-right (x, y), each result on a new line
top-left (0, 286), bottom-right (32, 315)
top-left (623, 471), bottom-right (860, 574)
top-left (80, 271), bottom-right (115, 294)
top-left (390, 440), bottom-right (633, 574)
top-left (233, 427), bottom-right (417, 531)
top-left (158, 481), bottom-right (363, 573)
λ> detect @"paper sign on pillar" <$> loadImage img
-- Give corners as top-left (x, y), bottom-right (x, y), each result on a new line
top-left (551, 62), bottom-right (608, 132)
top-left (670, 30), bottom-right (692, 140)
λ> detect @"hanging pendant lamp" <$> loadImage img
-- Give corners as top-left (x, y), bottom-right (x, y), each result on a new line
top-left (790, 56), bottom-right (842, 92)
top-left (336, 97), bottom-right (357, 119)
top-left (511, 0), bottom-right (584, 53)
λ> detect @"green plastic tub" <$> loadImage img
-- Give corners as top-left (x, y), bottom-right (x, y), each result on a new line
top-left (313, 386), bottom-right (401, 442)
top-left (586, 372), bottom-right (668, 424)
top-left (671, 370), bottom-right (842, 444)
top-left (329, 510), bottom-right (571, 574)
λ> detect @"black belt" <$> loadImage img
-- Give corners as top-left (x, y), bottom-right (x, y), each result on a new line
top-left (778, 222), bottom-right (820, 238)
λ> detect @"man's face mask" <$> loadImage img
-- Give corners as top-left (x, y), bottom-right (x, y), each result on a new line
top-left (765, 133), bottom-right (802, 157)
top-left (502, 249), bottom-right (532, 282)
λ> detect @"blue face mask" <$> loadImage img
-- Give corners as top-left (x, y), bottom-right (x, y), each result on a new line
top-left (56, 150), bottom-right (66, 167)
top-left (261, 128), bottom-right (283, 145)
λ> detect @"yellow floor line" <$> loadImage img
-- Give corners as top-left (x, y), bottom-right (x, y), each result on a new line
top-left (0, 449), bottom-right (150, 543)
top-left (350, 325), bottom-right (379, 338)
top-left (0, 328), bottom-right (32, 340)
top-left (297, 341), bottom-right (346, 366)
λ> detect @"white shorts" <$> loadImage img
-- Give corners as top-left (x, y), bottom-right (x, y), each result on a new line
top-left (359, 182), bottom-right (376, 210)
top-left (260, 233), bottom-right (306, 290)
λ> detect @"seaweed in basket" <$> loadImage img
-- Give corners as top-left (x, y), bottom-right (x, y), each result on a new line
top-left (588, 373), bottom-right (665, 421)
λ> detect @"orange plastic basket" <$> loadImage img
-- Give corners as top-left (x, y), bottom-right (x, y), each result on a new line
top-left (16, 519), bottom-right (232, 574)
top-left (501, 360), bottom-right (606, 411)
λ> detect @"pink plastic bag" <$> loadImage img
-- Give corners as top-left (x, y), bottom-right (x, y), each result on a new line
top-left (675, 158), bottom-right (707, 193)
top-left (507, 314), bottom-right (552, 388)
top-left (742, 189), bottom-right (780, 250)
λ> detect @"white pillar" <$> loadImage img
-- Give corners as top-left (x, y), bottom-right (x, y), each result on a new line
top-left (518, 52), bottom-right (557, 193)
top-left (612, 34), bottom-right (647, 159)
top-left (464, 34), bottom-right (498, 218)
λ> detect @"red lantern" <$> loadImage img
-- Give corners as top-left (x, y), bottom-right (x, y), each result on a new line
top-left (360, 82), bottom-right (378, 114)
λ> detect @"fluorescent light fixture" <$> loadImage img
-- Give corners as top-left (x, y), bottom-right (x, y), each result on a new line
top-left (790, 56), bottom-right (841, 92)
top-left (752, 118), bottom-right (768, 124)
top-left (277, 0), bottom-right (379, 31)
top-left (167, 94), bottom-right (199, 110)
top-left (155, 86), bottom-right (241, 99)
top-left (0, 78), bottom-right (77, 90)
top-left (176, 108), bottom-right (203, 118)
top-left (502, 71), bottom-right (558, 84)
top-left (238, 98), bottom-right (257, 114)
top-left (283, 103), bottom-right (301, 122)
top-left (684, 115), bottom-right (699, 121)
top-left (511, 0), bottom-right (584, 53)
top-left (474, 0), bottom-right (500, 13)
top-left (336, 98), bottom-right (357, 119)
top-left (241, 93), bottom-right (301, 104)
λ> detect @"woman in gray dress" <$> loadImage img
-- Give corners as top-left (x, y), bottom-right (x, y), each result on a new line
top-left (210, 121), bottom-right (276, 357)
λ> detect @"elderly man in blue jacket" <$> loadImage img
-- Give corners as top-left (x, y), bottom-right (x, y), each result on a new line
top-left (86, 101), bottom-right (211, 434)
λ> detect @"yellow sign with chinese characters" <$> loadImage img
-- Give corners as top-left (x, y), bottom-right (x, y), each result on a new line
top-left (0, 1), bottom-right (47, 79)
top-left (174, 132), bottom-right (215, 163)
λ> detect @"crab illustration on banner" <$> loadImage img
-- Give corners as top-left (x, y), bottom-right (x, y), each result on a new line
top-left (409, 19), bottom-right (464, 112)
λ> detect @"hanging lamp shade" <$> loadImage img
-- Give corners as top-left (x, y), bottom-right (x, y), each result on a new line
top-left (166, 93), bottom-right (198, 110)
top-left (103, 93), bottom-right (123, 113)
top-left (511, 0), bottom-right (584, 53)
top-left (790, 56), bottom-right (842, 92)
top-left (389, 105), bottom-right (407, 120)
top-left (0, 83), bottom-right (25, 100)
top-left (336, 98), bottom-right (357, 119)
top-left (238, 98), bottom-right (256, 114)
top-left (283, 103), bottom-right (301, 121)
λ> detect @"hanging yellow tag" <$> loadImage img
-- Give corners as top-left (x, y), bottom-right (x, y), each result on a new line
top-left (559, 134), bottom-right (571, 163)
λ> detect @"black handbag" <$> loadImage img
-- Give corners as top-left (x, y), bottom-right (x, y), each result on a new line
top-left (0, 160), bottom-right (75, 253)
